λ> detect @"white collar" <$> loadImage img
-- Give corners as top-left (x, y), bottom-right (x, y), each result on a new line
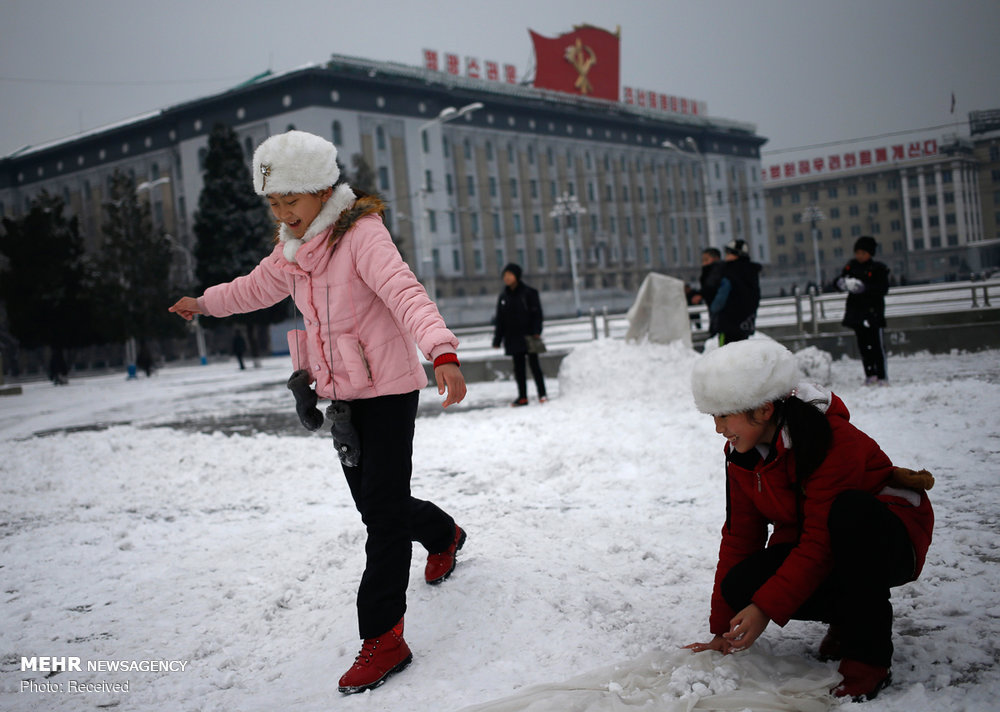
top-left (279, 183), bottom-right (356, 263)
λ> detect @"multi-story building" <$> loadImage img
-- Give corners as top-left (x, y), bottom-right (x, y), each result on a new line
top-left (0, 53), bottom-right (767, 324)
top-left (763, 112), bottom-right (1000, 293)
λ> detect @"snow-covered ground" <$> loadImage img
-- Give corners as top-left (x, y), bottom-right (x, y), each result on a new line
top-left (1, 341), bottom-right (998, 711)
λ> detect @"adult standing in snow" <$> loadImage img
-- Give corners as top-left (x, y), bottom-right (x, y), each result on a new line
top-left (169, 130), bottom-right (467, 695)
top-left (709, 239), bottom-right (761, 346)
top-left (232, 329), bottom-right (246, 370)
top-left (684, 339), bottom-right (934, 701)
top-left (837, 236), bottom-right (890, 385)
top-left (693, 247), bottom-right (725, 334)
top-left (492, 263), bottom-right (547, 406)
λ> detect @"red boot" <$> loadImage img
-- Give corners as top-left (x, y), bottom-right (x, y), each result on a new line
top-left (338, 619), bottom-right (412, 694)
top-left (833, 658), bottom-right (892, 701)
top-left (425, 525), bottom-right (466, 584)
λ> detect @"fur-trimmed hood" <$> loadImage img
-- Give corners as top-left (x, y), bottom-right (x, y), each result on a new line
top-left (278, 186), bottom-right (390, 265)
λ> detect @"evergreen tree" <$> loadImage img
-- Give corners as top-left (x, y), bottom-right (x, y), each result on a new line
top-left (192, 123), bottom-right (286, 360)
top-left (0, 191), bottom-right (97, 351)
top-left (93, 171), bottom-right (178, 345)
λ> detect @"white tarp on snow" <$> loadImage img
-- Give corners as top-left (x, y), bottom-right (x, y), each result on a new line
top-left (625, 273), bottom-right (693, 348)
top-left (459, 645), bottom-right (841, 712)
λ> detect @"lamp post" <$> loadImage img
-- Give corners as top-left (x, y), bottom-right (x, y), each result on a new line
top-left (663, 137), bottom-right (713, 257)
top-left (804, 204), bottom-right (825, 289)
top-left (550, 192), bottom-right (585, 316)
top-left (137, 176), bottom-right (208, 366)
top-left (415, 101), bottom-right (483, 299)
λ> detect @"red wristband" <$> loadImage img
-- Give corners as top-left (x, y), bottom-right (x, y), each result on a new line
top-left (433, 353), bottom-right (460, 368)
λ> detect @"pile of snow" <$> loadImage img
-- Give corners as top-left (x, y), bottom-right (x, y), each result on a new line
top-left (1, 343), bottom-right (998, 712)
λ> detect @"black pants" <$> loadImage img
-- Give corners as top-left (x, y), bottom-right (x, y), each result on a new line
top-left (720, 490), bottom-right (914, 668)
top-left (853, 324), bottom-right (887, 379)
top-left (341, 391), bottom-right (456, 639)
top-left (511, 351), bottom-right (546, 400)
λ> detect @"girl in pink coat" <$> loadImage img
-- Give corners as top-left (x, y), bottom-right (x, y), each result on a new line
top-left (170, 130), bottom-right (467, 695)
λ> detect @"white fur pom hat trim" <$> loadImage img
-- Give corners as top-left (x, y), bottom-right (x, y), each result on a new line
top-left (691, 339), bottom-right (802, 415)
top-left (252, 130), bottom-right (340, 196)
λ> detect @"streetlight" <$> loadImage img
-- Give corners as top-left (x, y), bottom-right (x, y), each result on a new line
top-left (137, 176), bottom-right (208, 366)
top-left (663, 137), bottom-right (714, 257)
top-left (804, 204), bottom-right (825, 289)
top-left (415, 101), bottom-right (484, 299)
top-left (550, 192), bottom-right (585, 316)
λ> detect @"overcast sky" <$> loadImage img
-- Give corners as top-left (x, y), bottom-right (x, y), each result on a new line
top-left (1, 0), bottom-right (997, 160)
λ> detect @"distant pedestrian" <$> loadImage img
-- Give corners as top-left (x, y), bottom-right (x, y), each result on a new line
top-left (709, 239), bottom-right (761, 346)
top-left (694, 247), bottom-right (725, 334)
top-left (169, 130), bottom-right (468, 696)
top-left (48, 347), bottom-right (69, 385)
top-left (232, 329), bottom-right (247, 370)
top-left (137, 341), bottom-right (154, 377)
top-left (492, 263), bottom-right (547, 406)
top-left (837, 236), bottom-right (889, 385)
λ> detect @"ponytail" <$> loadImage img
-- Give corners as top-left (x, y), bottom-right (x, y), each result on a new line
top-left (774, 395), bottom-right (832, 484)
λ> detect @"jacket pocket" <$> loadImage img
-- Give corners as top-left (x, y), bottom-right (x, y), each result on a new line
top-left (287, 330), bottom-right (311, 376)
top-left (337, 333), bottom-right (373, 389)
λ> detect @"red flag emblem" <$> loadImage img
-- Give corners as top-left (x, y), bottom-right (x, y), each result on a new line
top-left (530, 25), bottom-right (620, 101)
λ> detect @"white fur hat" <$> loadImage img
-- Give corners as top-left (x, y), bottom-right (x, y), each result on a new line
top-left (691, 339), bottom-right (802, 415)
top-left (252, 130), bottom-right (340, 196)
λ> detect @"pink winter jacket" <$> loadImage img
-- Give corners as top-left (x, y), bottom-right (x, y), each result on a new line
top-left (198, 189), bottom-right (458, 401)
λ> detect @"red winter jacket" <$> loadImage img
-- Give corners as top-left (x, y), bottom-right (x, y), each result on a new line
top-left (709, 390), bottom-right (934, 635)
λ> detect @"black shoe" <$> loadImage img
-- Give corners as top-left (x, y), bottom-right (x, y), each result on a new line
top-left (511, 398), bottom-right (528, 407)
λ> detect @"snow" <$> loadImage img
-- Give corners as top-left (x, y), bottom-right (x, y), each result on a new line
top-left (1, 341), bottom-right (999, 711)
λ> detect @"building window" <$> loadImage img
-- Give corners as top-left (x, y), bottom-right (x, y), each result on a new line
top-left (776, 234), bottom-right (786, 245)
top-left (868, 202), bottom-right (879, 214)
top-left (794, 231), bottom-right (804, 243)
top-left (376, 126), bottom-right (386, 150)
top-left (530, 179), bottom-right (538, 199)
top-left (847, 184), bottom-right (858, 196)
top-left (912, 217), bottom-right (922, 229)
top-left (888, 199), bottom-right (900, 211)
top-left (446, 174), bottom-right (454, 195)
top-left (378, 166), bottom-right (389, 190)
top-left (890, 219), bottom-right (902, 231)
top-left (828, 187), bottom-right (838, 198)
top-left (428, 210), bottom-right (437, 232)
top-left (867, 181), bottom-right (878, 193)
top-left (425, 169), bottom-right (433, 192)
top-left (851, 225), bottom-right (861, 236)
top-left (470, 212), bottom-right (480, 235)
top-left (513, 213), bottom-right (522, 233)
top-left (772, 195), bottom-right (782, 207)
top-left (422, 131), bottom-right (430, 153)
top-left (849, 205), bottom-right (859, 217)
top-left (486, 141), bottom-right (494, 161)
top-left (467, 176), bottom-right (475, 197)
top-left (510, 178), bottom-right (518, 198)
top-left (489, 176), bottom-right (497, 197)
top-left (941, 170), bottom-right (953, 183)
top-left (464, 140), bottom-right (471, 160)
top-left (832, 227), bottom-right (842, 238)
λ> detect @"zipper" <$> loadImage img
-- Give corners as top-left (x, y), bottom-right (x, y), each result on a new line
top-left (755, 471), bottom-right (761, 492)
top-left (358, 342), bottom-right (373, 382)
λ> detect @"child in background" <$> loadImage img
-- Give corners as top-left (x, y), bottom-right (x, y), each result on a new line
top-left (169, 130), bottom-right (468, 695)
top-left (684, 339), bottom-right (933, 701)
top-left (837, 235), bottom-right (890, 385)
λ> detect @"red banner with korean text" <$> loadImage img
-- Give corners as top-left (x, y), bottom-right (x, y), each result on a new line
top-left (529, 25), bottom-right (620, 101)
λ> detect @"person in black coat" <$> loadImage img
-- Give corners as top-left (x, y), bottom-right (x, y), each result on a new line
top-left (837, 236), bottom-right (890, 385)
top-left (492, 263), bottom-right (547, 406)
top-left (709, 240), bottom-right (762, 346)
top-left (693, 247), bottom-right (725, 334)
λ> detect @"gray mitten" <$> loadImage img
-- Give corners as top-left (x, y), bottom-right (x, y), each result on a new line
top-left (286, 370), bottom-right (324, 431)
top-left (327, 401), bottom-right (361, 468)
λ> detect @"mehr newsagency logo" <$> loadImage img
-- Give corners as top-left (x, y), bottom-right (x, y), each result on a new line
top-left (19, 656), bottom-right (189, 695)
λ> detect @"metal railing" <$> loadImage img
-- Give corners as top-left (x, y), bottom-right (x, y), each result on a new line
top-left (453, 278), bottom-right (999, 355)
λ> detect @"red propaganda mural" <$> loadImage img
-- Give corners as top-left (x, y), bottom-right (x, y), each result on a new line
top-left (529, 24), bottom-right (620, 101)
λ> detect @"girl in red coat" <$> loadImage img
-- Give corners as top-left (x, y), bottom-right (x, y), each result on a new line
top-left (684, 339), bottom-right (933, 701)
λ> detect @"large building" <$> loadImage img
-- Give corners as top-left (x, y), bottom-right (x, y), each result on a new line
top-left (762, 111), bottom-right (1000, 292)
top-left (0, 50), bottom-right (768, 324)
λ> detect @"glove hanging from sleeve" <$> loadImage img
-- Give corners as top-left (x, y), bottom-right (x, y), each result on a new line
top-left (286, 369), bottom-right (324, 431)
top-left (327, 401), bottom-right (361, 467)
